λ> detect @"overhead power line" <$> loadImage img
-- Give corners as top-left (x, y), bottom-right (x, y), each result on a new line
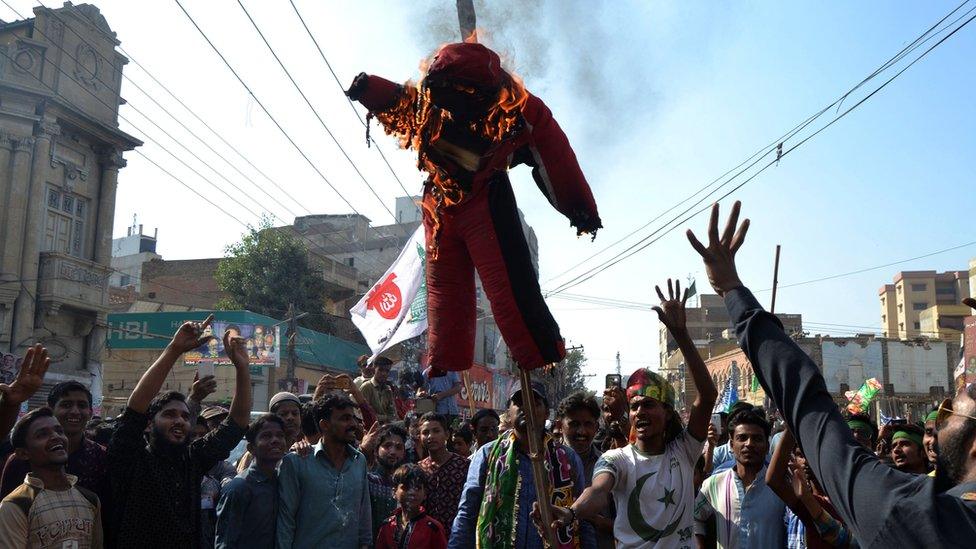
top-left (172, 0), bottom-right (398, 242)
top-left (286, 0), bottom-right (420, 209)
top-left (5, 0), bottom-right (396, 278)
top-left (33, 0), bottom-right (311, 218)
top-left (236, 0), bottom-right (398, 223)
top-left (543, 1), bottom-right (976, 295)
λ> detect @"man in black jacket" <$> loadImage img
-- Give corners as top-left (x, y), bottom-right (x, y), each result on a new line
top-left (686, 201), bottom-right (976, 548)
top-left (108, 316), bottom-right (250, 548)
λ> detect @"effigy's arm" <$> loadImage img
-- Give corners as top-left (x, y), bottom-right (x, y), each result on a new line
top-left (517, 93), bottom-right (603, 239)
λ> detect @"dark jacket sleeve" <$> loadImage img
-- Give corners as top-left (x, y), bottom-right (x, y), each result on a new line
top-left (347, 74), bottom-right (405, 113)
top-left (107, 407), bottom-right (150, 483)
top-left (726, 286), bottom-right (918, 545)
top-left (518, 93), bottom-right (602, 236)
top-left (190, 418), bottom-right (246, 474)
top-left (0, 453), bottom-right (27, 499)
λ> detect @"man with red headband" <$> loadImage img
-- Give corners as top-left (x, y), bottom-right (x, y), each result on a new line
top-left (347, 42), bottom-right (601, 374)
top-left (542, 280), bottom-right (717, 548)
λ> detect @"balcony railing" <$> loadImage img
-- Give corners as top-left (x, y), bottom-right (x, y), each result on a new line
top-left (37, 252), bottom-right (112, 312)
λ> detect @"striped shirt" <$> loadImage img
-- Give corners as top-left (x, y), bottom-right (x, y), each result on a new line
top-left (694, 466), bottom-right (786, 549)
top-left (0, 473), bottom-right (102, 548)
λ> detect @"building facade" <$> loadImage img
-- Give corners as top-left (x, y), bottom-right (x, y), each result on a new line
top-left (1, 5), bottom-right (139, 401)
top-left (878, 270), bottom-right (970, 339)
top-left (109, 217), bottom-right (158, 291)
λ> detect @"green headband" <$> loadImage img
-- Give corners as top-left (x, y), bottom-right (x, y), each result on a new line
top-left (847, 420), bottom-right (873, 433)
top-left (926, 410), bottom-right (939, 423)
top-left (892, 430), bottom-right (923, 447)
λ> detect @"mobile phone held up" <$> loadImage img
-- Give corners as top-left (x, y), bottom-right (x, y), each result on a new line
top-left (710, 413), bottom-right (723, 435)
top-left (606, 374), bottom-right (622, 389)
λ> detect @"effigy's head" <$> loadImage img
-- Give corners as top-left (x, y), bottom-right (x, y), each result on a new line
top-left (423, 42), bottom-right (507, 121)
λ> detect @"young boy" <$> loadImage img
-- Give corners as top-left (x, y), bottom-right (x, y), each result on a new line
top-left (375, 464), bottom-right (447, 549)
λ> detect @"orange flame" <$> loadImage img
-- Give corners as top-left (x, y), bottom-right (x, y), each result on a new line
top-left (370, 48), bottom-right (529, 258)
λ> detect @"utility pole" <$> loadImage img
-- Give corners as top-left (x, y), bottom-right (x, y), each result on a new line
top-left (615, 350), bottom-right (621, 378)
top-left (770, 244), bottom-right (782, 314)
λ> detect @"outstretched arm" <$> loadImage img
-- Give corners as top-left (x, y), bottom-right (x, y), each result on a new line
top-left (687, 201), bottom-right (916, 545)
top-left (653, 279), bottom-right (717, 440)
top-left (765, 428), bottom-right (800, 510)
top-left (223, 330), bottom-right (252, 429)
top-left (128, 315), bottom-right (213, 413)
top-left (0, 345), bottom-right (50, 441)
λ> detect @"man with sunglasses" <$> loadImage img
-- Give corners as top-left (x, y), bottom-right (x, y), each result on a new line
top-left (687, 202), bottom-right (976, 547)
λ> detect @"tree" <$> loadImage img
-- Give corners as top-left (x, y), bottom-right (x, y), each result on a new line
top-left (215, 216), bottom-right (329, 331)
top-left (562, 348), bottom-right (589, 395)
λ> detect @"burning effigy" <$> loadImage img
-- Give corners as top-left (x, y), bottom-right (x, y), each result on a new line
top-left (346, 41), bottom-right (601, 374)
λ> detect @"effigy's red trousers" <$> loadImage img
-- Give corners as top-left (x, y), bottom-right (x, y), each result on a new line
top-left (424, 175), bottom-right (566, 372)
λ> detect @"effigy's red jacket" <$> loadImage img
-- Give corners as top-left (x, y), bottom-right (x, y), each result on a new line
top-left (351, 43), bottom-right (601, 236)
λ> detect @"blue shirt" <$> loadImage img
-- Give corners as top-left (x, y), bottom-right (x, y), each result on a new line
top-left (276, 442), bottom-right (371, 549)
top-left (427, 371), bottom-right (461, 415)
top-left (448, 440), bottom-right (597, 549)
top-left (216, 462), bottom-right (278, 549)
top-left (695, 465), bottom-right (787, 548)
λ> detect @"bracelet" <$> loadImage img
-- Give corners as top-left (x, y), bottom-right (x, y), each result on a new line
top-left (568, 507), bottom-right (577, 524)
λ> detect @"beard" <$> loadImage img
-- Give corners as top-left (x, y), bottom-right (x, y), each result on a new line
top-left (934, 427), bottom-right (969, 492)
top-left (150, 425), bottom-right (190, 457)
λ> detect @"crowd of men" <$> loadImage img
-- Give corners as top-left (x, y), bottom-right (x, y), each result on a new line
top-left (0, 200), bottom-right (975, 548)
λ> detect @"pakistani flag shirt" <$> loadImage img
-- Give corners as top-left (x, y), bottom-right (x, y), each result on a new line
top-left (593, 430), bottom-right (703, 549)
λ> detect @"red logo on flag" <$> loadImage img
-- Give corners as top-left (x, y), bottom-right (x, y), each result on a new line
top-left (366, 273), bottom-right (402, 320)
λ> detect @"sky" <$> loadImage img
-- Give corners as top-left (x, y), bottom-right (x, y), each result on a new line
top-left (6, 1), bottom-right (974, 392)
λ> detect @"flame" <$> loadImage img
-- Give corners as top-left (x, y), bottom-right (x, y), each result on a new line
top-left (370, 47), bottom-right (529, 258)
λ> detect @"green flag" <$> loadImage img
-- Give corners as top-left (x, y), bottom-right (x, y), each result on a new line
top-left (751, 372), bottom-right (760, 393)
top-left (687, 279), bottom-right (697, 298)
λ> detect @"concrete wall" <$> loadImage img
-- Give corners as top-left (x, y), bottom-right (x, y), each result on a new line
top-left (884, 340), bottom-right (949, 394)
top-left (820, 338), bottom-right (884, 393)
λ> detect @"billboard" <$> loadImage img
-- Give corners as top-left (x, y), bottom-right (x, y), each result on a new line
top-left (0, 353), bottom-right (22, 385)
top-left (107, 311), bottom-right (369, 374)
top-left (184, 321), bottom-right (280, 368)
top-left (820, 339), bottom-right (884, 394)
top-left (885, 341), bottom-right (949, 394)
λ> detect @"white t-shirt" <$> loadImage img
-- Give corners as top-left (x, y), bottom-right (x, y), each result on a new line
top-left (593, 431), bottom-right (704, 549)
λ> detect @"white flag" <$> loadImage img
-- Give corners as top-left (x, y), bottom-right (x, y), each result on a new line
top-left (350, 226), bottom-right (428, 360)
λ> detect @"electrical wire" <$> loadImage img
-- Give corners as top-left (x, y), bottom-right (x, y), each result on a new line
top-left (236, 0), bottom-right (398, 223)
top-left (286, 0), bottom-right (420, 208)
top-left (173, 0), bottom-right (403, 253)
top-left (8, 0), bottom-right (398, 278)
top-left (545, 7), bottom-right (976, 296)
top-left (543, 1), bottom-right (976, 292)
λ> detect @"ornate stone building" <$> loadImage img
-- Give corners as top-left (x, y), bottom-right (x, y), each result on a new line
top-left (0, 3), bottom-right (140, 400)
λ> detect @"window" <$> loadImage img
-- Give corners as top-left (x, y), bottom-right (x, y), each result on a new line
top-left (119, 274), bottom-right (131, 286)
top-left (913, 322), bottom-right (921, 330)
top-left (43, 187), bottom-right (88, 257)
top-left (936, 287), bottom-right (956, 296)
top-left (346, 257), bottom-right (354, 267)
top-left (913, 302), bottom-right (928, 311)
top-left (898, 303), bottom-right (903, 312)
top-left (882, 314), bottom-right (886, 323)
top-left (911, 283), bottom-right (927, 292)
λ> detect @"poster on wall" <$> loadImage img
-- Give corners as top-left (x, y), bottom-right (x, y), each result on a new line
top-left (0, 353), bottom-right (21, 385)
top-left (184, 321), bottom-right (280, 368)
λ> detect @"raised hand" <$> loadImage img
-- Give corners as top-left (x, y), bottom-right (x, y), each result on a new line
top-left (359, 421), bottom-right (380, 456)
top-left (170, 314), bottom-right (215, 354)
top-left (189, 372), bottom-right (217, 402)
top-left (223, 329), bottom-right (249, 369)
top-left (652, 278), bottom-right (690, 333)
top-left (686, 201), bottom-right (750, 296)
top-left (0, 344), bottom-right (50, 405)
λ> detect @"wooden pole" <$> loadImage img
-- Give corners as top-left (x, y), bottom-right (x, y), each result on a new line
top-left (770, 245), bottom-right (781, 314)
top-left (462, 370), bottom-right (476, 416)
top-left (518, 366), bottom-right (558, 548)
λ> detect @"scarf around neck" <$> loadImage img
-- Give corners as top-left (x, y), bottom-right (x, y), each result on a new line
top-left (476, 430), bottom-right (579, 549)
